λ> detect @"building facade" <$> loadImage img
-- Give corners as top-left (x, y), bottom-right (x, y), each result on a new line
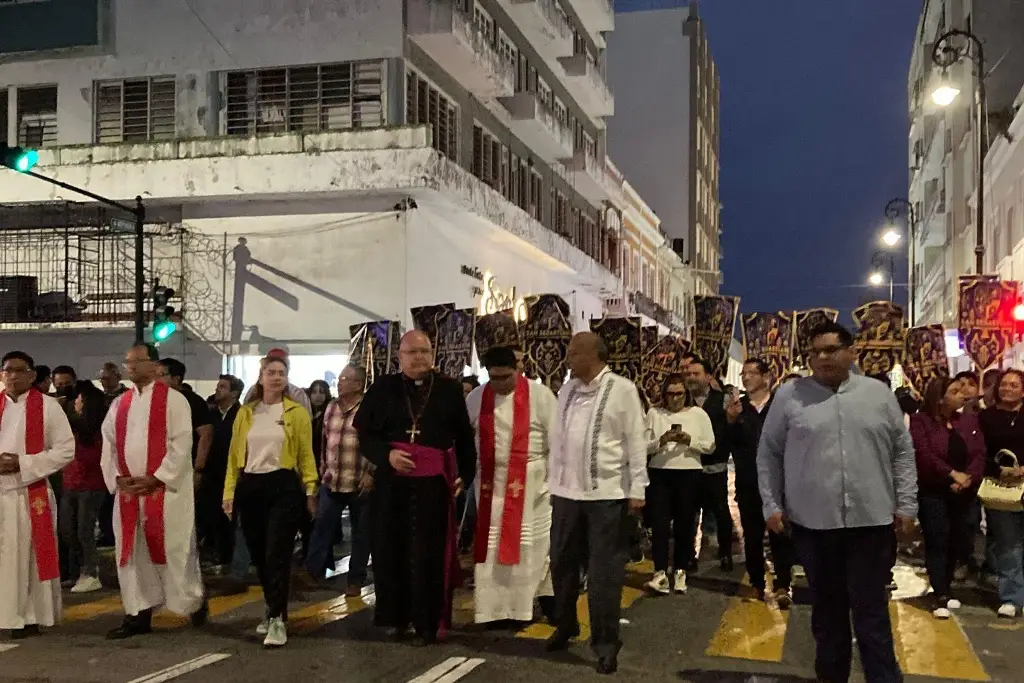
top-left (607, 0), bottom-right (721, 294)
top-left (0, 0), bottom-right (697, 388)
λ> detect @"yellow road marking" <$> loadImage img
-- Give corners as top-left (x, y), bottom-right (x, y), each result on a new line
top-left (889, 602), bottom-right (989, 681)
top-left (705, 576), bottom-right (789, 662)
top-left (153, 587), bottom-right (264, 628)
top-left (63, 595), bottom-right (126, 622)
top-left (290, 591), bottom-right (373, 634)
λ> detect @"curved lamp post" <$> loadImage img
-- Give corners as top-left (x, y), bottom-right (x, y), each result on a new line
top-left (932, 28), bottom-right (987, 275)
top-left (885, 197), bottom-right (917, 325)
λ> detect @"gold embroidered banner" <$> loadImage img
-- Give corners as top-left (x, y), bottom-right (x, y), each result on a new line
top-left (794, 308), bottom-right (839, 367)
top-left (590, 316), bottom-right (642, 383)
top-left (411, 303), bottom-right (454, 363)
top-left (520, 294), bottom-right (572, 391)
top-left (852, 301), bottom-right (905, 375)
top-left (692, 295), bottom-right (740, 378)
top-left (348, 320), bottom-right (401, 386)
top-left (957, 275), bottom-right (1017, 371)
top-left (903, 324), bottom-right (950, 394)
top-left (641, 326), bottom-right (659, 355)
top-left (641, 335), bottom-right (691, 409)
top-left (741, 311), bottom-right (796, 388)
top-left (475, 309), bottom-right (521, 361)
top-left (434, 308), bottom-right (476, 379)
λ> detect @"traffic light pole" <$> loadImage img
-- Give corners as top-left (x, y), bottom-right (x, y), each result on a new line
top-left (22, 170), bottom-right (147, 343)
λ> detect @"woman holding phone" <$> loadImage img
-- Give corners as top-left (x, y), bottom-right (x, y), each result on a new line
top-left (643, 372), bottom-right (716, 595)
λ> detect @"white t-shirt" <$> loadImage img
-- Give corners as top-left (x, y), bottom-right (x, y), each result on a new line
top-left (244, 401), bottom-right (286, 474)
top-left (644, 405), bottom-right (716, 470)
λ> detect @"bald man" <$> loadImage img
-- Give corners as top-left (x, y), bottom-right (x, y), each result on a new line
top-left (547, 332), bottom-right (648, 675)
top-left (354, 330), bottom-right (477, 645)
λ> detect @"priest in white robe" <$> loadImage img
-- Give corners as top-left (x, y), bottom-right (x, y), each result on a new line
top-left (100, 343), bottom-right (206, 639)
top-left (465, 346), bottom-right (557, 625)
top-left (0, 351), bottom-right (75, 638)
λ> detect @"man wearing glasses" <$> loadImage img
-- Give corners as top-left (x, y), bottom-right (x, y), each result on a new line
top-left (757, 321), bottom-right (917, 683)
top-left (0, 351), bottom-right (76, 638)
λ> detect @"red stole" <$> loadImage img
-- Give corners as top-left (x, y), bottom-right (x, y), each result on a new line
top-left (474, 376), bottom-right (531, 566)
top-left (114, 382), bottom-right (169, 567)
top-left (0, 389), bottom-right (60, 582)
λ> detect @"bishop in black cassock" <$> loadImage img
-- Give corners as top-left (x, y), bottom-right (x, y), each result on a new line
top-left (354, 330), bottom-right (476, 644)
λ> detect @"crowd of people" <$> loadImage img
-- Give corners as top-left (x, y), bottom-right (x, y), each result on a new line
top-left (2, 320), bottom-right (1023, 681)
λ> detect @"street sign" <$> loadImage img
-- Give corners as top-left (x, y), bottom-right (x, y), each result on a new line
top-left (109, 217), bottom-right (134, 233)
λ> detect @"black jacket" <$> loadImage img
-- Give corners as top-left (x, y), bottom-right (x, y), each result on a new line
top-left (699, 388), bottom-right (732, 469)
top-left (731, 393), bottom-right (774, 496)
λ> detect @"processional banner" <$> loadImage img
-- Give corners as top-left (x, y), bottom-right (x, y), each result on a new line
top-left (740, 311), bottom-right (796, 388)
top-left (589, 316), bottom-right (642, 383)
top-left (434, 308), bottom-right (476, 379)
top-left (852, 301), bottom-right (905, 375)
top-left (520, 294), bottom-right (572, 391)
top-left (348, 320), bottom-right (401, 387)
top-left (957, 275), bottom-right (1017, 371)
top-left (794, 308), bottom-right (839, 367)
top-left (692, 295), bottom-right (740, 378)
top-left (641, 335), bottom-right (692, 409)
top-left (475, 310), bottom-right (521, 361)
top-left (903, 325), bottom-right (950, 394)
top-left (641, 326), bottom-right (659, 355)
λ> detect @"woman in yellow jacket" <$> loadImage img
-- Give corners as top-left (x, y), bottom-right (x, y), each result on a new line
top-left (222, 355), bottom-right (317, 648)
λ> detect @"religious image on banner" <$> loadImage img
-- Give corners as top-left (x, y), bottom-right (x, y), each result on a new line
top-left (641, 326), bottom-right (659, 355)
top-left (411, 303), bottom-right (455, 363)
top-left (641, 336), bottom-right (691, 409)
top-left (519, 294), bottom-right (572, 390)
top-left (692, 295), bottom-right (740, 378)
top-left (794, 308), bottom-right (839, 366)
top-left (851, 302), bottom-right (905, 375)
top-left (434, 308), bottom-right (476, 379)
top-left (589, 316), bottom-right (642, 383)
top-left (957, 275), bottom-right (1017, 371)
top-left (741, 312), bottom-right (796, 388)
top-left (348, 320), bottom-right (401, 386)
top-left (476, 309), bottom-right (521, 361)
top-left (903, 324), bottom-right (950, 394)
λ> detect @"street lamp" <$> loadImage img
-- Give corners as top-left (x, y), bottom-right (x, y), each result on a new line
top-left (870, 250), bottom-right (896, 302)
top-left (884, 197), bottom-right (918, 325)
top-left (881, 229), bottom-right (901, 247)
top-left (932, 28), bottom-right (987, 275)
top-left (868, 271), bottom-right (885, 286)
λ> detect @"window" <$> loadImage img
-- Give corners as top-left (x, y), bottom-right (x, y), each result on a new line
top-left (224, 61), bottom-right (384, 136)
top-left (0, 89), bottom-right (7, 144)
top-left (16, 85), bottom-right (58, 147)
top-left (94, 77), bottom-right (176, 144)
top-left (406, 70), bottom-right (458, 162)
top-left (474, 5), bottom-right (495, 44)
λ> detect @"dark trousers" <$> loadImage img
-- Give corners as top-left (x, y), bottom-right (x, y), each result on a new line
top-left (59, 489), bottom-right (105, 580)
top-left (647, 468), bottom-right (702, 572)
top-left (550, 496), bottom-right (628, 658)
top-left (306, 488), bottom-right (371, 585)
top-left (97, 493), bottom-right (115, 546)
top-left (918, 493), bottom-right (972, 599)
top-left (736, 486), bottom-right (794, 591)
top-left (235, 470), bottom-right (305, 620)
top-left (196, 470), bottom-right (234, 565)
top-left (700, 471), bottom-right (733, 558)
top-left (793, 524), bottom-right (903, 683)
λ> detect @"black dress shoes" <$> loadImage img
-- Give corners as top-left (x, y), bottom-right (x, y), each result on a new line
top-left (190, 599), bottom-right (209, 627)
top-left (545, 630), bottom-right (575, 652)
top-left (596, 654), bottom-right (618, 675)
top-left (106, 609), bottom-right (153, 640)
top-left (10, 625), bottom-right (40, 640)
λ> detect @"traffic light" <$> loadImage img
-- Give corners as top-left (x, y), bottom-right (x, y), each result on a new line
top-left (151, 281), bottom-right (177, 343)
top-left (0, 144), bottom-right (40, 173)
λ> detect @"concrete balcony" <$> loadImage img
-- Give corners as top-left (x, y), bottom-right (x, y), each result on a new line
top-left (565, 0), bottom-right (614, 44)
top-left (408, 0), bottom-right (514, 100)
top-left (558, 53), bottom-right (614, 120)
top-left (561, 147), bottom-right (622, 207)
top-left (499, 91), bottom-right (574, 162)
top-left (501, 0), bottom-right (574, 64)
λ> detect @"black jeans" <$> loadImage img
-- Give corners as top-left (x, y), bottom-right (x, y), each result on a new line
top-left (918, 492), bottom-right (972, 599)
top-left (647, 468), bottom-right (702, 572)
top-left (236, 470), bottom-right (306, 620)
top-left (59, 489), bottom-right (105, 580)
top-left (793, 524), bottom-right (903, 683)
top-left (699, 470), bottom-right (733, 558)
top-left (306, 488), bottom-right (371, 585)
top-left (196, 468), bottom-right (234, 565)
top-left (736, 487), bottom-right (794, 591)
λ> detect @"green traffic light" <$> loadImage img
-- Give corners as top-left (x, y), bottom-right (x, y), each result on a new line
top-left (14, 150), bottom-right (39, 173)
top-left (153, 320), bottom-right (177, 342)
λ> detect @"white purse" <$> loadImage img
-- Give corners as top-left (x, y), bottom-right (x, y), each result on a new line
top-left (978, 449), bottom-right (1024, 513)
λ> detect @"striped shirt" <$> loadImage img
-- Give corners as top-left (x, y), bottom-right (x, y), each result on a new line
top-left (321, 397), bottom-right (369, 493)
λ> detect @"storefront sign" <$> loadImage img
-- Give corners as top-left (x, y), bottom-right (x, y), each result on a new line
top-left (460, 265), bottom-right (484, 281)
top-left (479, 271), bottom-right (528, 322)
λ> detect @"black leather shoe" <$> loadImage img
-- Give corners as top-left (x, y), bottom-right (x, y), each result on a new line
top-left (106, 620), bottom-right (152, 640)
top-left (720, 556), bottom-right (734, 572)
top-left (190, 599), bottom-right (209, 627)
top-left (10, 625), bottom-right (40, 640)
top-left (545, 630), bottom-right (575, 652)
top-left (596, 654), bottom-right (618, 674)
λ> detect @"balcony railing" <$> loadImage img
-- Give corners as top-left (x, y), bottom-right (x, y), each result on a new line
top-left (500, 90), bottom-right (574, 162)
top-left (558, 52), bottom-right (614, 119)
top-left (505, 0), bottom-right (574, 62)
top-left (565, 0), bottom-right (614, 42)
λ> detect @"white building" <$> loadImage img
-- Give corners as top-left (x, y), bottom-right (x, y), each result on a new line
top-left (0, 0), bottom-right (694, 390)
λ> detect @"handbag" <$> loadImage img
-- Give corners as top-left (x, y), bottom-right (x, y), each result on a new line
top-left (978, 449), bottom-right (1024, 512)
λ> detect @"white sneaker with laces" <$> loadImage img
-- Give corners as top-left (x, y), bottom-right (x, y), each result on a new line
top-left (932, 607), bottom-right (951, 619)
top-left (673, 569), bottom-right (687, 594)
top-left (946, 598), bottom-right (962, 610)
top-left (256, 618), bottom-right (270, 635)
top-left (998, 603), bottom-right (1018, 619)
top-left (263, 617), bottom-right (287, 647)
top-left (646, 571), bottom-right (670, 595)
top-left (70, 576), bottom-right (102, 594)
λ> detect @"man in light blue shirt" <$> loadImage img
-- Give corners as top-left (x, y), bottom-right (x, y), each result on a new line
top-left (757, 320), bottom-right (917, 683)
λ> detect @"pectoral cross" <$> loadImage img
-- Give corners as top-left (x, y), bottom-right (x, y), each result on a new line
top-left (407, 423), bottom-right (421, 443)
top-left (31, 497), bottom-right (46, 516)
top-left (508, 480), bottom-right (524, 498)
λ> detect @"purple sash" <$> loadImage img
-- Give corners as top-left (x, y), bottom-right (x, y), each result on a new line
top-left (392, 441), bottom-right (460, 638)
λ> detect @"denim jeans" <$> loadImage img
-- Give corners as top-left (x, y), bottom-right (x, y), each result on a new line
top-left (987, 509), bottom-right (1024, 608)
top-left (59, 489), bottom-right (106, 580)
top-left (917, 493), bottom-right (972, 598)
top-left (229, 515), bottom-right (252, 578)
top-left (306, 488), bottom-right (371, 585)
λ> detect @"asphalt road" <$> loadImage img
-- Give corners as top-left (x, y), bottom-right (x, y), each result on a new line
top-left (2, 551), bottom-right (1020, 683)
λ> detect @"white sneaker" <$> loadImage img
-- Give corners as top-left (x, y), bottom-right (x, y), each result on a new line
top-left (946, 598), bottom-right (962, 610)
top-left (256, 618), bottom-right (270, 635)
top-left (70, 576), bottom-right (102, 594)
top-left (262, 617), bottom-right (287, 647)
top-left (998, 603), bottom-right (1018, 619)
top-left (933, 607), bottom-right (951, 619)
top-left (673, 569), bottom-right (688, 594)
top-left (645, 571), bottom-right (670, 595)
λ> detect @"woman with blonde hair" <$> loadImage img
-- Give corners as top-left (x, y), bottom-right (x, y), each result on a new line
top-left (223, 355), bottom-right (317, 647)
